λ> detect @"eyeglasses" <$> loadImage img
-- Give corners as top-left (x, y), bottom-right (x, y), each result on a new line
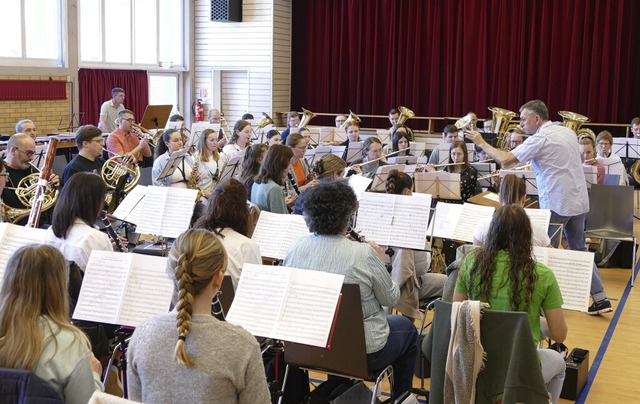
top-left (14, 147), bottom-right (35, 157)
top-left (121, 118), bottom-right (135, 122)
top-left (0, 173), bottom-right (9, 178)
top-left (92, 138), bottom-right (105, 143)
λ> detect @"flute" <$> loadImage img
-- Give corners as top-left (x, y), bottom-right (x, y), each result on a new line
top-left (430, 161), bottom-right (466, 168)
top-left (477, 163), bottom-right (533, 180)
top-left (351, 147), bottom-right (412, 167)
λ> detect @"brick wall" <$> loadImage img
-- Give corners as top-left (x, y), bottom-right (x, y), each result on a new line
top-left (0, 75), bottom-right (71, 137)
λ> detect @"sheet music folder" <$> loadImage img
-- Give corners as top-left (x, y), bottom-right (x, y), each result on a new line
top-left (225, 264), bottom-right (344, 348)
top-left (157, 148), bottom-right (189, 181)
top-left (140, 104), bottom-right (173, 130)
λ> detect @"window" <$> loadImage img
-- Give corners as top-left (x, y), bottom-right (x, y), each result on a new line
top-left (0, 0), bottom-right (63, 66)
top-left (149, 73), bottom-right (180, 117)
top-left (79, 0), bottom-right (183, 68)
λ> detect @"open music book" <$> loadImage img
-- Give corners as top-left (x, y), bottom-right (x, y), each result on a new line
top-left (428, 202), bottom-right (496, 243)
top-left (533, 247), bottom-right (593, 312)
top-left (112, 185), bottom-right (198, 238)
top-left (0, 223), bottom-right (47, 281)
top-left (251, 211), bottom-right (311, 260)
top-left (356, 192), bottom-right (432, 250)
top-left (72, 251), bottom-right (174, 327)
top-left (226, 264), bottom-right (344, 348)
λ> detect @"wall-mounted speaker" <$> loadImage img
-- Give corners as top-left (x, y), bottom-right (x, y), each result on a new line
top-left (211, 0), bottom-right (242, 22)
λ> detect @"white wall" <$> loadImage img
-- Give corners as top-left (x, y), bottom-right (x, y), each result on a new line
top-left (193, 0), bottom-right (291, 125)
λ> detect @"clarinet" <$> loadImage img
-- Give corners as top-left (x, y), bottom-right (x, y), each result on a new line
top-left (287, 172), bottom-right (300, 195)
top-left (348, 226), bottom-right (366, 242)
top-left (99, 211), bottom-right (127, 252)
top-left (211, 292), bottom-right (225, 321)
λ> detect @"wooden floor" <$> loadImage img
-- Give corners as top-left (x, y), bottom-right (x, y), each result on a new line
top-left (310, 211), bottom-right (640, 403)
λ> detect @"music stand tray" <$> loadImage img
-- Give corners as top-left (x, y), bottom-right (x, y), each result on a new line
top-left (140, 105), bottom-right (173, 130)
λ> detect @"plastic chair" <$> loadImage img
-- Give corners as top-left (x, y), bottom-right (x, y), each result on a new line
top-left (585, 184), bottom-right (636, 285)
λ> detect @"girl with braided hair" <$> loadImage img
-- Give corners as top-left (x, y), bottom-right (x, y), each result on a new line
top-left (127, 229), bottom-right (270, 403)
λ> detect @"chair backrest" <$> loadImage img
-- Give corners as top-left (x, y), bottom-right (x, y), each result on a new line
top-left (586, 184), bottom-right (634, 237)
top-left (0, 368), bottom-right (63, 403)
top-left (429, 301), bottom-right (549, 404)
top-left (138, 166), bottom-right (153, 186)
top-left (284, 283), bottom-right (369, 379)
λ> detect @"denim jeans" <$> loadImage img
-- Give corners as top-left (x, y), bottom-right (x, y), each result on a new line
top-left (549, 211), bottom-right (607, 301)
top-left (538, 348), bottom-right (566, 404)
top-left (367, 315), bottom-right (418, 395)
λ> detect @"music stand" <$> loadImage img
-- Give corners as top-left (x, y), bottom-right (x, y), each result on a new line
top-left (189, 122), bottom-right (218, 147)
top-left (218, 154), bottom-right (244, 183)
top-left (370, 164), bottom-right (406, 192)
top-left (499, 169), bottom-right (538, 195)
top-left (57, 112), bottom-right (84, 132)
top-left (345, 141), bottom-right (364, 164)
top-left (472, 162), bottom-right (497, 189)
top-left (388, 156), bottom-right (418, 165)
top-left (583, 165), bottom-right (598, 189)
top-left (612, 138), bottom-right (640, 159)
top-left (140, 105), bottom-right (173, 130)
top-left (31, 144), bottom-right (49, 170)
top-left (414, 171), bottom-right (461, 199)
top-left (305, 146), bottom-right (330, 166)
top-left (157, 148), bottom-right (189, 181)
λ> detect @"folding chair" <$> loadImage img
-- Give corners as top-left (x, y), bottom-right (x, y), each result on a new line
top-left (585, 184), bottom-right (636, 285)
top-left (281, 284), bottom-right (394, 404)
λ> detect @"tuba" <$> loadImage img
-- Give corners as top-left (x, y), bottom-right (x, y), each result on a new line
top-left (340, 110), bottom-right (361, 129)
top-left (488, 107), bottom-right (518, 149)
top-left (558, 111), bottom-right (596, 139)
top-left (397, 106), bottom-right (415, 126)
top-left (298, 108), bottom-right (316, 129)
top-left (255, 112), bottom-right (274, 130)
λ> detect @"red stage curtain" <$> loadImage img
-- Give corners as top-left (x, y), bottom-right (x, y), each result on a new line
top-left (292, 0), bottom-right (640, 131)
top-left (78, 69), bottom-right (149, 129)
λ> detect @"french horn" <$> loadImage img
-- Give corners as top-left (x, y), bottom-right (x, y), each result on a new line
top-left (1, 172), bottom-right (58, 224)
top-left (101, 152), bottom-right (141, 206)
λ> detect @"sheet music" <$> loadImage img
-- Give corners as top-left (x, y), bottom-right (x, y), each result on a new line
top-left (428, 202), bottom-right (495, 242)
top-left (135, 186), bottom-right (198, 238)
top-left (375, 129), bottom-right (391, 144)
top-left (347, 175), bottom-right (373, 200)
top-left (118, 254), bottom-right (174, 327)
top-left (451, 203), bottom-right (496, 242)
top-left (112, 185), bottom-right (147, 223)
top-left (356, 192), bottom-right (432, 249)
top-left (410, 141), bottom-right (426, 157)
top-left (0, 224), bottom-right (47, 281)
top-left (612, 138), bottom-right (640, 158)
top-left (226, 264), bottom-right (344, 347)
top-left (533, 247), bottom-right (593, 312)
top-left (190, 122), bottom-right (217, 146)
top-left (583, 164), bottom-right (598, 188)
top-left (73, 251), bottom-right (173, 326)
top-left (484, 192), bottom-right (500, 202)
top-left (251, 211), bottom-right (311, 259)
top-left (525, 208), bottom-right (551, 232)
top-left (330, 145), bottom-right (346, 159)
top-left (499, 169), bottom-right (538, 195)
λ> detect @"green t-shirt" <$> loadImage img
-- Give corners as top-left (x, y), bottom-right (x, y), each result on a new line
top-left (455, 250), bottom-right (563, 343)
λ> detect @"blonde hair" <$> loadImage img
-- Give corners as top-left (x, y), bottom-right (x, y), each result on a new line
top-left (198, 129), bottom-right (220, 163)
top-left (0, 244), bottom-right (90, 370)
top-left (314, 155), bottom-right (346, 179)
top-left (167, 229), bottom-right (228, 367)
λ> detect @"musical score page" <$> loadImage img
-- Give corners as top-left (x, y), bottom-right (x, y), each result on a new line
top-left (119, 254), bottom-right (174, 327)
top-left (533, 247), bottom-right (593, 312)
top-left (112, 185), bottom-right (147, 224)
top-left (73, 251), bottom-right (173, 325)
top-left (226, 264), bottom-right (344, 347)
top-left (136, 186), bottom-right (198, 238)
top-left (450, 203), bottom-right (496, 243)
top-left (347, 175), bottom-right (373, 200)
top-left (356, 192), bottom-right (432, 249)
top-left (525, 208), bottom-right (551, 232)
top-left (251, 211), bottom-right (311, 260)
top-left (428, 202), bottom-right (463, 240)
top-left (0, 224), bottom-right (47, 282)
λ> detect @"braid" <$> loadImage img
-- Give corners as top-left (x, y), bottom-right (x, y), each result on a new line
top-left (174, 253), bottom-right (195, 367)
top-left (385, 171), bottom-right (397, 194)
top-left (314, 159), bottom-right (325, 176)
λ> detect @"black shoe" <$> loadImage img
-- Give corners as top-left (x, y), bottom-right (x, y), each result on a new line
top-left (588, 299), bottom-right (613, 315)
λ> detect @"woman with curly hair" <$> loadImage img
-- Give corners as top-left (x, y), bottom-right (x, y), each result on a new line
top-left (454, 204), bottom-right (567, 404)
top-left (0, 244), bottom-right (104, 402)
top-left (127, 229), bottom-right (269, 403)
top-left (284, 180), bottom-right (418, 398)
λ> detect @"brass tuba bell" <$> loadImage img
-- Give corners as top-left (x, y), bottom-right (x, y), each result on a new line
top-left (340, 110), bottom-right (361, 129)
top-left (397, 106), bottom-right (415, 126)
top-left (558, 111), bottom-right (596, 139)
top-left (298, 108), bottom-right (316, 129)
top-left (255, 112), bottom-right (274, 130)
top-left (487, 107), bottom-right (518, 149)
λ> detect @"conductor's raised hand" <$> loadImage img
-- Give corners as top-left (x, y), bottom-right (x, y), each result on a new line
top-left (464, 130), bottom-right (486, 146)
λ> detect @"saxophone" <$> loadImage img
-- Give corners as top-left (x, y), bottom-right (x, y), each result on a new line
top-left (188, 154), bottom-right (204, 202)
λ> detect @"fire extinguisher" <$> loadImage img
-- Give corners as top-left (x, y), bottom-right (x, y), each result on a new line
top-left (192, 99), bottom-right (205, 122)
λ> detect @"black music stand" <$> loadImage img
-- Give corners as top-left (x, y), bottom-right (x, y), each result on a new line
top-left (218, 154), bottom-right (244, 183)
top-left (157, 149), bottom-right (189, 181)
top-left (140, 105), bottom-right (173, 130)
top-left (472, 162), bottom-right (498, 189)
top-left (57, 112), bottom-right (84, 132)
